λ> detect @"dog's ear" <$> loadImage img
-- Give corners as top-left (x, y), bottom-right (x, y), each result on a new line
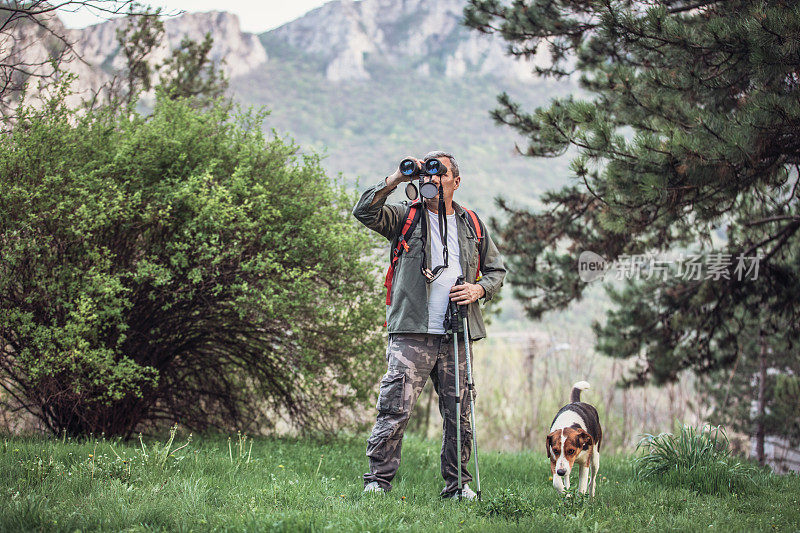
top-left (545, 433), bottom-right (553, 459)
top-left (578, 430), bottom-right (593, 451)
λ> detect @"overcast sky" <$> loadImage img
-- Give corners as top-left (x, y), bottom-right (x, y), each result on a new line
top-left (58, 0), bottom-right (331, 33)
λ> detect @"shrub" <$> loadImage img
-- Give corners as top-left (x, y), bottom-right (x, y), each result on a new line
top-left (0, 91), bottom-right (385, 437)
top-left (481, 490), bottom-right (534, 520)
top-left (634, 425), bottom-right (761, 495)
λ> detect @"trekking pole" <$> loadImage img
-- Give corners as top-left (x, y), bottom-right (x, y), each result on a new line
top-left (446, 297), bottom-right (463, 501)
top-left (459, 296), bottom-right (481, 501)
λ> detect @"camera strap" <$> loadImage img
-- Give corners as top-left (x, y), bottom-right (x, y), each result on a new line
top-left (420, 190), bottom-right (449, 282)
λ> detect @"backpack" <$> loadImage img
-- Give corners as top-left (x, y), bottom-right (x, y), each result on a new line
top-left (383, 203), bottom-right (487, 306)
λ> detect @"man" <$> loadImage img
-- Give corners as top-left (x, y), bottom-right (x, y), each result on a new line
top-left (352, 151), bottom-right (506, 499)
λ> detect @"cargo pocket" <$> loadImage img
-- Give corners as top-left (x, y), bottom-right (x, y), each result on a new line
top-left (376, 370), bottom-right (406, 415)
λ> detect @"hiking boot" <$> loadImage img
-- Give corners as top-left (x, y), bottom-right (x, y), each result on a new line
top-left (363, 481), bottom-right (386, 494)
top-left (443, 484), bottom-right (478, 501)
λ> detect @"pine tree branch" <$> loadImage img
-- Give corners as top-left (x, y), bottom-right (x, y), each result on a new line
top-left (582, 174), bottom-right (609, 206)
top-left (744, 215), bottom-right (800, 227)
top-left (762, 221), bottom-right (800, 263)
top-left (743, 221), bottom-right (800, 258)
top-left (667, 1), bottom-right (719, 15)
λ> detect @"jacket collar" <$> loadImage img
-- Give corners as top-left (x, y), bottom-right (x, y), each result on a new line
top-left (452, 201), bottom-right (468, 218)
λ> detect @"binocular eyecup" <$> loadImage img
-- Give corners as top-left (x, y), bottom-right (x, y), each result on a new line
top-left (399, 158), bottom-right (447, 177)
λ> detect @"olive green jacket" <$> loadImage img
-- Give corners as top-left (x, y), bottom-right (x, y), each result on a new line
top-left (352, 178), bottom-right (506, 340)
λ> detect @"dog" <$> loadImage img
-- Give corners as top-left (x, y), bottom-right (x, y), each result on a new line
top-left (546, 381), bottom-right (602, 496)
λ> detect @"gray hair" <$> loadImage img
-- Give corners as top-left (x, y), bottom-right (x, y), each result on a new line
top-left (423, 150), bottom-right (459, 178)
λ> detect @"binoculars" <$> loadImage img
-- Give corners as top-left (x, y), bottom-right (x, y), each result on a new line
top-left (399, 158), bottom-right (447, 201)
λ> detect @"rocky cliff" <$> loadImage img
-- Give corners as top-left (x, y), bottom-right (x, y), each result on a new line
top-left (73, 11), bottom-right (267, 80)
top-left (264, 0), bottom-right (549, 82)
top-left (1, 9), bottom-right (267, 111)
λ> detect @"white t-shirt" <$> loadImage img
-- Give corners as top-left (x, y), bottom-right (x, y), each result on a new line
top-left (426, 209), bottom-right (462, 334)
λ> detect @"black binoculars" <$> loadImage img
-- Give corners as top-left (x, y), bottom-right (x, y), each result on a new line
top-left (399, 158), bottom-right (447, 200)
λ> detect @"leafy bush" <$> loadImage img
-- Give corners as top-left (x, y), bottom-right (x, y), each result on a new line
top-left (0, 90), bottom-right (384, 437)
top-left (481, 490), bottom-right (534, 520)
top-left (634, 425), bottom-right (761, 495)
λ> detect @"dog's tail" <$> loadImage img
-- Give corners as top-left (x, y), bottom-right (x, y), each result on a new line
top-left (570, 381), bottom-right (590, 403)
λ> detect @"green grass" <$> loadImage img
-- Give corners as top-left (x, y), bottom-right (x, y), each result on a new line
top-left (635, 425), bottom-right (761, 496)
top-left (0, 431), bottom-right (798, 532)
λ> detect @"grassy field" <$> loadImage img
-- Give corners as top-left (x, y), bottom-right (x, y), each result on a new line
top-left (1, 431), bottom-right (798, 532)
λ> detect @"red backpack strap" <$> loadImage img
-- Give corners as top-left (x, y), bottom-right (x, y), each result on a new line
top-left (464, 208), bottom-right (486, 280)
top-left (465, 209), bottom-right (482, 239)
top-left (384, 203), bottom-right (421, 307)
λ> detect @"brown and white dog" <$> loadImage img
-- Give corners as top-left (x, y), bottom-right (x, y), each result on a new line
top-left (546, 381), bottom-right (602, 496)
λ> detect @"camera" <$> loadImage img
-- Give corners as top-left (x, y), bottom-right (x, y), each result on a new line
top-left (400, 158), bottom-right (447, 200)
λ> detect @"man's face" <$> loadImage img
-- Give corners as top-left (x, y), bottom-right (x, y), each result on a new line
top-left (424, 156), bottom-right (460, 204)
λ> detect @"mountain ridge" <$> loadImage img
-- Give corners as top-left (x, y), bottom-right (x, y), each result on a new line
top-left (8, 0), bottom-right (553, 96)
top-left (264, 0), bottom-right (552, 82)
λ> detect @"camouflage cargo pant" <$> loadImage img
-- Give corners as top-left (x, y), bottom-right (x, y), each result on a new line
top-left (363, 333), bottom-right (474, 496)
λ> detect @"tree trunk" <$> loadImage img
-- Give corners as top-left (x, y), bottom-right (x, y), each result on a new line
top-left (755, 329), bottom-right (767, 466)
top-left (524, 337), bottom-right (536, 447)
top-left (622, 388), bottom-right (629, 449)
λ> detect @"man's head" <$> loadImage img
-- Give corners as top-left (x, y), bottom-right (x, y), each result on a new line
top-left (422, 150), bottom-right (460, 207)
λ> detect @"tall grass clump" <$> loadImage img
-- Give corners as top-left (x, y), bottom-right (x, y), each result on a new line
top-left (634, 424), bottom-right (762, 495)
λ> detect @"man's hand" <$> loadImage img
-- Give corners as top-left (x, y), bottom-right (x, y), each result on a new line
top-left (449, 282), bottom-right (485, 305)
top-left (385, 157), bottom-right (422, 188)
top-left (371, 158), bottom-right (421, 206)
